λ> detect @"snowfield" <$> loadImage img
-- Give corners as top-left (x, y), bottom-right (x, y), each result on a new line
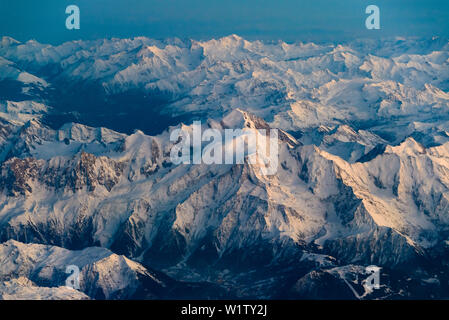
top-left (0, 35), bottom-right (448, 299)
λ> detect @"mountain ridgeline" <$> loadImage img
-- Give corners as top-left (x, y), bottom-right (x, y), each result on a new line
top-left (0, 35), bottom-right (448, 299)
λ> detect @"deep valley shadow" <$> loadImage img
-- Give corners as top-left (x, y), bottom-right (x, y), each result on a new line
top-left (43, 80), bottom-right (191, 136)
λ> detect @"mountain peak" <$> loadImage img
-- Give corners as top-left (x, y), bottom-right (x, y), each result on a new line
top-left (220, 34), bottom-right (244, 42)
top-left (221, 109), bottom-right (269, 130)
top-left (1, 36), bottom-right (20, 47)
top-left (386, 137), bottom-right (426, 155)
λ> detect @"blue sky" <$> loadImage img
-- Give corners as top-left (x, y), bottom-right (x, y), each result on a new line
top-left (1, 0), bottom-right (448, 44)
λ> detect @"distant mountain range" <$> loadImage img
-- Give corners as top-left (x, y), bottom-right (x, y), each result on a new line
top-left (0, 35), bottom-right (448, 299)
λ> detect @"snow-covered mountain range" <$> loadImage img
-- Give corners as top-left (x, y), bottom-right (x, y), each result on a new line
top-left (0, 35), bottom-right (449, 299)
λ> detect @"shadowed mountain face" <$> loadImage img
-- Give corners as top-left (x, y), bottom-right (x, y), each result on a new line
top-left (0, 35), bottom-right (449, 299)
top-left (43, 82), bottom-right (190, 136)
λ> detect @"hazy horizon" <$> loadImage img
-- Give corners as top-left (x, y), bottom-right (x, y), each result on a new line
top-left (1, 0), bottom-right (449, 45)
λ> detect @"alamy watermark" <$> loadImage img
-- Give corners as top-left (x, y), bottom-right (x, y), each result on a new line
top-left (63, 4), bottom-right (379, 31)
top-left (65, 265), bottom-right (80, 290)
top-left (170, 121), bottom-right (279, 175)
top-left (66, 5), bottom-right (80, 30)
top-left (365, 5), bottom-right (380, 30)
top-left (343, 265), bottom-right (381, 299)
